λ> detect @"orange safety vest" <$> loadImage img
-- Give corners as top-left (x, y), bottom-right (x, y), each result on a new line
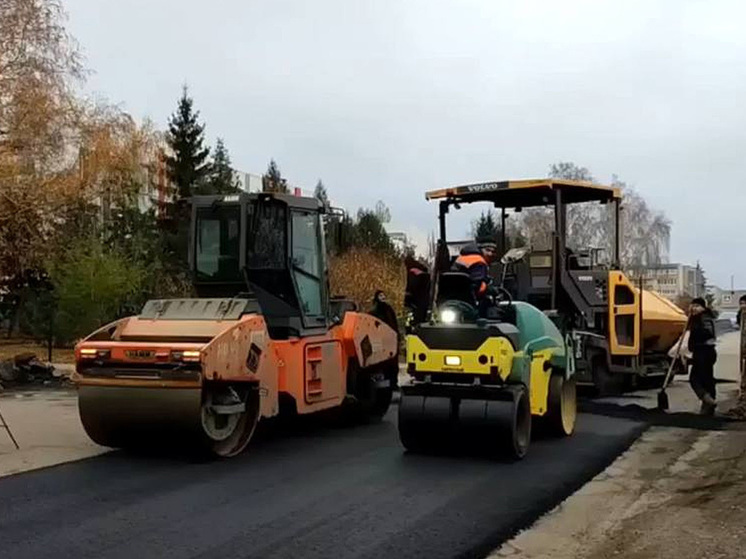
top-left (453, 253), bottom-right (488, 296)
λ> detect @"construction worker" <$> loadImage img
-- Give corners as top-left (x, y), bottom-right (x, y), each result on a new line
top-left (370, 290), bottom-right (400, 389)
top-left (404, 256), bottom-right (430, 328)
top-left (452, 238), bottom-right (498, 305)
top-left (370, 290), bottom-right (399, 339)
top-left (688, 297), bottom-right (718, 416)
top-left (737, 294), bottom-right (746, 327)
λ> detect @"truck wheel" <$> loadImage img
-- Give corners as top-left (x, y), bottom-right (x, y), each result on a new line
top-left (592, 356), bottom-right (620, 397)
top-left (543, 373), bottom-right (577, 437)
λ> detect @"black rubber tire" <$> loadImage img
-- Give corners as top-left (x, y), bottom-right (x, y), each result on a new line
top-left (368, 386), bottom-right (394, 420)
top-left (541, 374), bottom-right (577, 437)
top-left (507, 386), bottom-right (532, 460)
top-left (347, 360), bottom-right (396, 423)
top-left (592, 356), bottom-right (621, 397)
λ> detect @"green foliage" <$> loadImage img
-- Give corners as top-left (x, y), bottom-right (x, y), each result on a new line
top-left (165, 85), bottom-right (210, 199)
top-left (203, 138), bottom-right (239, 194)
top-left (262, 158), bottom-right (288, 193)
top-left (354, 206), bottom-right (395, 253)
top-left (474, 210), bottom-right (498, 240)
top-left (471, 210), bottom-right (527, 250)
top-left (48, 236), bottom-right (146, 345)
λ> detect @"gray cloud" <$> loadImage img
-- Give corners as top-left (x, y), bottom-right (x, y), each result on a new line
top-left (65, 0), bottom-right (746, 286)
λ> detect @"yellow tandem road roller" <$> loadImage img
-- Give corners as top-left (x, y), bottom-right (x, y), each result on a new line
top-left (72, 192), bottom-right (399, 457)
top-left (401, 293), bottom-right (576, 459)
top-left (400, 178), bottom-right (686, 458)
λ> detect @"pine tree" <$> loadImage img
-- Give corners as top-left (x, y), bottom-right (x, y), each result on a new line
top-left (314, 179), bottom-right (329, 206)
top-left (472, 210), bottom-right (527, 251)
top-left (262, 159), bottom-right (288, 193)
top-left (165, 86), bottom-right (210, 199)
top-left (473, 210), bottom-right (498, 240)
top-left (206, 138), bottom-right (239, 194)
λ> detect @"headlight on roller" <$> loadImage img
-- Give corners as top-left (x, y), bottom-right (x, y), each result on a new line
top-left (444, 355), bottom-right (462, 366)
top-left (440, 309), bottom-right (458, 324)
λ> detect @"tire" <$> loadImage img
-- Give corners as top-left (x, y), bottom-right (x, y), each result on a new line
top-left (542, 373), bottom-right (577, 437)
top-left (348, 360), bottom-right (395, 423)
top-left (510, 386), bottom-right (532, 459)
top-left (592, 355), bottom-right (620, 397)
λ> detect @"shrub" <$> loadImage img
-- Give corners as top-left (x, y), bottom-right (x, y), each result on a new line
top-left (329, 248), bottom-right (405, 318)
top-left (48, 236), bottom-right (147, 345)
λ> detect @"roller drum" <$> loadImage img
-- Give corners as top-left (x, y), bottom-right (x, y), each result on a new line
top-left (398, 385), bottom-right (531, 459)
top-left (78, 385), bottom-right (259, 457)
top-left (398, 394), bottom-right (452, 452)
top-left (458, 388), bottom-right (531, 459)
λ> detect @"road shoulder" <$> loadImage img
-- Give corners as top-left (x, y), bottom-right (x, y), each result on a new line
top-left (0, 388), bottom-right (104, 478)
top-left (490, 331), bottom-right (746, 559)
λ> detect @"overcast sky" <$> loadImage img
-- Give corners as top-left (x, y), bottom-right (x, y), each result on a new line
top-left (65, 0), bottom-right (746, 287)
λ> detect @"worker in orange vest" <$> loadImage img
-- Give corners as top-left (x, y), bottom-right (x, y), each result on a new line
top-left (452, 238), bottom-right (498, 302)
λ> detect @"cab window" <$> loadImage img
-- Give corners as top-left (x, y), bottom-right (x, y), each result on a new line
top-left (195, 206), bottom-right (240, 281)
top-left (291, 212), bottom-right (325, 320)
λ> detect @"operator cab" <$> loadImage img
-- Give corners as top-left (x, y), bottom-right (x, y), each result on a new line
top-left (426, 179), bottom-right (630, 329)
top-left (189, 192), bottom-right (349, 339)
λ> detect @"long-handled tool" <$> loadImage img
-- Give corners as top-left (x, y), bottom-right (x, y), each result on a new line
top-left (657, 318), bottom-right (690, 411)
top-left (0, 404), bottom-right (20, 450)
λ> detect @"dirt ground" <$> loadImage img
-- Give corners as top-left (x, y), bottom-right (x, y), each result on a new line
top-left (594, 430), bottom-right (746, 559)
top-left (0, 339), bottom-right (75, 364)
top-left (490, 332), bottom-right (746, 559)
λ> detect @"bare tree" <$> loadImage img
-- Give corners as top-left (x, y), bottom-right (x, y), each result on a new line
top-left (510, 163), bottom-right (670, 269)
top-left (612, 176), bottom-right (670, 269)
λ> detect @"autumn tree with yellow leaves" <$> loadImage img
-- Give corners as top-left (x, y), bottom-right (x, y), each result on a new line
top-left (0, 0), bottom-right (186, 342)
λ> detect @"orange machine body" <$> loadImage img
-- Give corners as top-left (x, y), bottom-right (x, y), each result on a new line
top-left (73, 310), bottom-right (397, 421)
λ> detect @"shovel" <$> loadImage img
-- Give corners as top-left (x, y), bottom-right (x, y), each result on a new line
top-left (657, 318), bottom-right (690, 411)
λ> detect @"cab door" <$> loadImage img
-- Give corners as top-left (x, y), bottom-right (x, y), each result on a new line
top-left (290, 211), bottom-right (343, 404)
top-left (608, 271), bottom-right (640, 355)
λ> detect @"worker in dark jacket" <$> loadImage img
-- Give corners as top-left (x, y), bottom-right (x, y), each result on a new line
top-left (452, 239), bottom-right (498, 300)
top-left (404, 256), bottom-right (430, 328)
top-left (370, 290), bottom-right (399, 342)
top-left (370, 290), bottom-right (400, 389)
top-left (688, 297), bottom-right (718, 415)
top-left (737, 294), bottom-right (746, 327)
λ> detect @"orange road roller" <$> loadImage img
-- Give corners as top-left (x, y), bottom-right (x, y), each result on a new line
top-left (72, 192), bottom-right (399, 457)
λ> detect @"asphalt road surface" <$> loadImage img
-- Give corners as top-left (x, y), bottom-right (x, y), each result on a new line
top-left (0, 409), bottom-right (643, 559)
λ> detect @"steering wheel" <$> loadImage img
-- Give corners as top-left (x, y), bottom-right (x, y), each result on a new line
top-left (490, 285), bottom-right (513, 305)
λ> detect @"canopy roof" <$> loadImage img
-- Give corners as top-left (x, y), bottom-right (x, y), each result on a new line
top-left (425, 178), bottom-right (621, 208)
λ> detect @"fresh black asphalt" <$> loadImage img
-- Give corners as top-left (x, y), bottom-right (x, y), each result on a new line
top-left (0, 409), bottom-right (643, 559)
